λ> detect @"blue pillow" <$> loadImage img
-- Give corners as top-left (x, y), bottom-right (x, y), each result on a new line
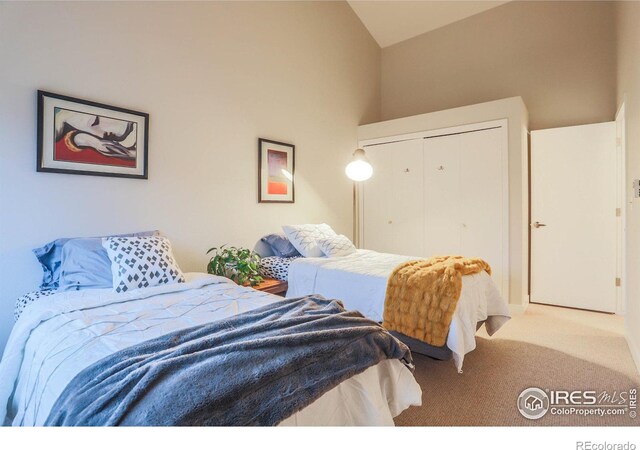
top-left (33, 230), bottom-right (158, 290)
top-left (57, 239), bottom-right (114, 292)
top-left (260, 234), bottom-right (301, 258)
top-left (33, 238), bottom-right (72, 290)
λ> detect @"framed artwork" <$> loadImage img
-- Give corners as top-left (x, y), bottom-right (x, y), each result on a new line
top-left (258, 138), bottom-right (295, 203)
top-left (37, 90), bottom-right (149, 179)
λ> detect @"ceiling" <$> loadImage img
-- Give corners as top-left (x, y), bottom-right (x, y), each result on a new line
top-left (348, 1), bottom-right (510, 48)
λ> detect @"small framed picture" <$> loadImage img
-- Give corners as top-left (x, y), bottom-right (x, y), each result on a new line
top-left (258, 138), bottom-right (295, 203)
top-left (37, 90), bottom-right (149, 179)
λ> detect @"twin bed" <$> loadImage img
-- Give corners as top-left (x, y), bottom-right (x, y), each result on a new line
top-left (257, 243), bottom-right (511, 373)
top-left (0, 274), bottom-right (420, 426)
top-left (1, 224), bottom-right (510, 426)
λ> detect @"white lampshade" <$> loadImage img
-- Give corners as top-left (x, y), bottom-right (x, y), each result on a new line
top-left (345, 148), bottom-right (373, 181)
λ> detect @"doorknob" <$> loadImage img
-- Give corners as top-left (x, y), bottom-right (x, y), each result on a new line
top-left (532, 221), bottom-right (547, 228)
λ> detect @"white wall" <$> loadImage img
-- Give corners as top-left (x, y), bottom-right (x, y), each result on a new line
top-left (0, 1), bottom-right (381, 354)
top-left (358, 97), bottom-right (529, 309)
top-left (616, 1), bottom-right (640, 372)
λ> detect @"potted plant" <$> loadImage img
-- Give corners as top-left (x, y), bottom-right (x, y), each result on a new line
top-left (206, 245), bottom-right (263, 287)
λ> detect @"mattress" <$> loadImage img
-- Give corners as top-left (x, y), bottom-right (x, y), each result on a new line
top-left (286, 249), bottom-right (511, 372)
top-left (0, 273), bottom-right (421, 426)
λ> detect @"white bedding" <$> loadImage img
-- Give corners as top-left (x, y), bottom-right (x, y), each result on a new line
top-left (287, 250), bottom-right (511, 372)
top-left (0, 273), bottom-right (421, 426)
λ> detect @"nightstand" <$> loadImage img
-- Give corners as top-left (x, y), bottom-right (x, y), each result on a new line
top-left (253, 278), bottom-right (288, 296)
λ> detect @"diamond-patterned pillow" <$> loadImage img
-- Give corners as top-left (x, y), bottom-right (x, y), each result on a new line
top-left (282, 224), bottom-right (337, 257)
top-left (317, 235), bottom-right (357, 257)
top-left (102, 236), bottom-right (185, 293)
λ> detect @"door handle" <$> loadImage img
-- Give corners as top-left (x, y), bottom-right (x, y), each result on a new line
top-left (532, 221), bottom-right (547, 228)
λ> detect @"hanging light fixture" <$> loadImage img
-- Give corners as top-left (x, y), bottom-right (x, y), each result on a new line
top-left (345, 148), bottom-right (373, 181)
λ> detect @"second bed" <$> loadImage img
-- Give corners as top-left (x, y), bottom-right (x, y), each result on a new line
top-left (258, 245), bottom-right (511, 372)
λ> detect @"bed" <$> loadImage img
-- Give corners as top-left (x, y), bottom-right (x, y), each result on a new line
top-left (256, 235), bottom-right (511, 373)
top-left (0, 273), bottom-right (421, 426)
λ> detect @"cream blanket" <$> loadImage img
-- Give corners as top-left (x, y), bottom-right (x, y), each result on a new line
top-left (382, 256), bottom-right (492, 347)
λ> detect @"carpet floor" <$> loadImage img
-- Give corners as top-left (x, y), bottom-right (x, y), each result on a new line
top-left (394, 303), bottom-right (640, 426)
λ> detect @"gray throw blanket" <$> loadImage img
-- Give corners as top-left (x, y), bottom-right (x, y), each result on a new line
top-left (46, 296), bottom-right (412, 426)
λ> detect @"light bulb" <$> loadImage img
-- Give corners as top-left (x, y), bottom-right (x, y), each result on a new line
top-left (345, 160), bottom-right (373, 181)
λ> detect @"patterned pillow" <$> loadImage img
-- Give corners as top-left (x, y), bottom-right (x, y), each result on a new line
top-left (259, 256), bottom-right (301, 281)
top-left (15, 289), bottom-right (56, 321)
top-left (102, 236), bottom-right (185, 293)
top-left (282, 224), bottom-right (337, 257)
top-left (317, 235), bottom-right (357, 257)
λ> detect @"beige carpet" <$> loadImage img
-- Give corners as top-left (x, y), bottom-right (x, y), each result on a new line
top-left (395, 303), bottom-right (640, 426)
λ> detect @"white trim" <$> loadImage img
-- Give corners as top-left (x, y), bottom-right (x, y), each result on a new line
top-left (522, 126), bottom-right (531, 308)
top-left (509, 302), bottom-right (529, 316)
top-left (499, 121), bottom-right (510, 303)
top-left (358, 119), bottom-right (510, 303)
top-left (626, 327), bottom-right (640, 376)
top-left (615, 102), bottom-right (627, 316)
top-left (359, 119), bottom-right (507, 147)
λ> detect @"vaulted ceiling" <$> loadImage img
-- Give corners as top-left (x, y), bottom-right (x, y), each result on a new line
top-left (348, 1), bottom-right (510, 48)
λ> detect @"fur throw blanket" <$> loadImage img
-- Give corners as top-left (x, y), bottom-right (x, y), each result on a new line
top-left (382, 256), bottom-right (491, 347)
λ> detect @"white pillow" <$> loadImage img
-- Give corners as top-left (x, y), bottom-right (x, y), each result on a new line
top-left (102, 235), bottom-right (185, 293)
top-left (317, 235), bottom-right (356, 257)
top-left (282, 223), bottom-right (337, 257)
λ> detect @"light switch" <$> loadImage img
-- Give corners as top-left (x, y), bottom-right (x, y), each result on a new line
top-left (634, 180), bottom-right (640, 199)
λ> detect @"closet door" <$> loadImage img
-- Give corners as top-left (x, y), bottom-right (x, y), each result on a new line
top-left (457, 128), bottom-right (505, 297)
top-left (363, 139), bottom-right (424, 256)
top-left (423, 135), bottom-right (462, 255)
top-left (423, 127), bottom-right (506, 298)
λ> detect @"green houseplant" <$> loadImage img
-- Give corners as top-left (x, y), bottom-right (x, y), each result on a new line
top-left (206, 245), bottom-right (263, 286)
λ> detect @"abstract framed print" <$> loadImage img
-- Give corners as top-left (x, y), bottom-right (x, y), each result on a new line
top-left (37, 90), bottom-right (149, 179)
top-left (258, 138), bottom-right (295, 203)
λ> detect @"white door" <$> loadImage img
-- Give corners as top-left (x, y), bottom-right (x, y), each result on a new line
top-left (423, 134), bottom-right (462, 256)
top-left (363, 139), bottom-right (424, 256)
top-left (531, 122), bottom-right (616, 312)
top-left (424, 127), bottom-right (507, 299)
top-left (458, 128), bottom-right (506, 297)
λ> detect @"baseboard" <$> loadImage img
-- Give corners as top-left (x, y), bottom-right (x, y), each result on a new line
top-left (509, 302), bottom-right (529, 316)
top-left (626, 327), bottom-right (640, 376)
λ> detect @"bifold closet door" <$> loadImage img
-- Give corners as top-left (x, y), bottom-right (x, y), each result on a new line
top-left (363, 139), bottom-right (424, 256)
top-left (423, 127), bottom-right (506, 298)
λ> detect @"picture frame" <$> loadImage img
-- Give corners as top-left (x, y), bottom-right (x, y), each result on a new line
top-left (37, 90), bottom-right (149, 179)
top-left (258, 138), bottom-right (295, 203)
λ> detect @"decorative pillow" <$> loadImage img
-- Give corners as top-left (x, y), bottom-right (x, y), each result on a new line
top-left (282, 223), bottom-right (337, 257)
top-left (259, 256), bottom-right (301, 281)
top-left (33, 230), bottom-right (158, 290)
top-left (15, 289), bottom-right (56, 321)
top-left (317, 235), bottom-right (357, 257)
top-left (102, 235), bottom-right (185, 293)
top-left (260, 234), bottom-right (301, 258)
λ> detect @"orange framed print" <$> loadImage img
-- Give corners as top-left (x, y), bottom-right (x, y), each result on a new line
top-left (258, 138), bottom-right (294, 203)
